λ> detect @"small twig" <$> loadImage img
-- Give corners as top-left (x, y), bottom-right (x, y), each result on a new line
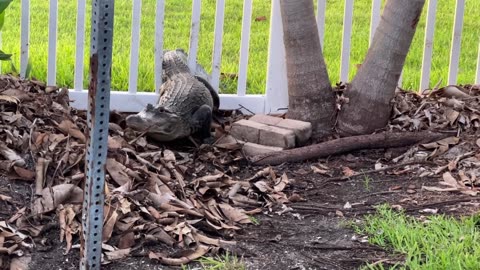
top-left (237, 104), bottom-right (254, 115)
top-left (128, 127), bottom-right (152, 145)
top-left (122, 148), bottom-right (162, 172)
top-left (320, 160), bottom-right (435, 186)
top-left (356, 190), bottom-right (402, 200)
top-left (28, 118), bottom-right (40, 160)
top-left (404, 197), bottom-right (479, 212)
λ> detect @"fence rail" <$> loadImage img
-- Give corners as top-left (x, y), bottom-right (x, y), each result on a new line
top-left (8, 0), bottom-right (480, 114)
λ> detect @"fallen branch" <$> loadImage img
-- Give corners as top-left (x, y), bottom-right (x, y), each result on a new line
top-left (250, 131), bottom-right (454, 166)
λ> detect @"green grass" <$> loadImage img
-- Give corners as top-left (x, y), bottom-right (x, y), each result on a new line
top-left (180, 252), bottom-right (246, 270)
top-left (196, 252), bottom-right (246, 270)
top-left (1, 0), bottom-right (479, 94)
top-left (354, 204), bottom-right (480, 270)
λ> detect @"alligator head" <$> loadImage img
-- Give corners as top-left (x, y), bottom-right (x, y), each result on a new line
top-left (125, 104), bottom-right (189, 141)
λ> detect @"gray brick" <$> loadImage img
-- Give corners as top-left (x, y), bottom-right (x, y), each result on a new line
top-left (248, 114), bottom-right (312, 145)
top-left (230, 119), bottom-right (296, 149)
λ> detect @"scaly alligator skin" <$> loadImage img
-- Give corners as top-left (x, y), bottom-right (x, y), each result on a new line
top-left (125, 49), bottom-right (220, 142)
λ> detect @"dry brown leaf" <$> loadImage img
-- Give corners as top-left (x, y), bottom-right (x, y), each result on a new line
top-left (274, 173), bottom-right (289, 192)
top-left (103, 210), bottom-right (119, 242)
top-left (35, 157), bottom-right (49, 195)
top-left (57, 120), bottom-right (86, 143)
top-left (13, 166), bottom-right (35, 180)
top-left (342, 166), bottom-right (355, 177)
top-left (447, 160), bottom-right (457, 171)
top-left (115, 216), bottom-right (140, 232)
top-left (32, 184), bottom-right (83, 214)
top-left (9, 255), bottom-right (31, 270)
top-left (311, 165), bottom-right (332, 176)
top-left (0, 194), bottom-right (12, 202)
top-left (106, 158), bottom-right (131, 186)
top-left (105, 248), bottom-right (131, 261)
top-left (64, 206), bottom-right (79, 254)
top-left (145, 224), bottom-right (176, 246)
top-left (0, 144), bottom-right (25, 167)
top-left (108, 135), bottom-right (129, 150)
top-left (253, 181), bottom-right (272, 193)
top-left (441, 172), bottom-right (459, 188)
top-left (218, 203), bottom-right (251, 224)
top-left (445, 108), bottom-right (460, 125)
top-left (435, 85), bottom-right (471, 99)
top-left (0, 94), bottom-right (20, 104)
top-left (269, 193), bottom-right (290, 204)
top-left (58, 206), bottom-right (67, 242)
top-left (421, 136), bottom-right (460, 149)
top-left (247, 167), bottom-right (272, 181)
top-left (192, 231), bottom-right (236, 248)
top-left (148, 244), bottom-right (210, 266)
top-left (288, 193), bottom-right (305, 202)
top-left (118, 232), bottom-right (136, 249)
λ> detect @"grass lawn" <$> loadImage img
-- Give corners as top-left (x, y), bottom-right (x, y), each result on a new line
top-left (354, 205), bottom-right (480, 269)
top-left (1, 0), bottom-right (479, 94)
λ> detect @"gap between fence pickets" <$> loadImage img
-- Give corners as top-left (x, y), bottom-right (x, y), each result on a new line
top-left (68, 90), bottom-right (266, 114)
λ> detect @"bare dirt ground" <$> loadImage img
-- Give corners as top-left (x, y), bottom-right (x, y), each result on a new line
top-left (1, 75), bottom-right (479, 270)
top-left (3, 144), bottom-right (480, 270)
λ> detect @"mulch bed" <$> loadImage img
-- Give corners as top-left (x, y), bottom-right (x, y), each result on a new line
top-left (0, 75), bottom-right (479, 269)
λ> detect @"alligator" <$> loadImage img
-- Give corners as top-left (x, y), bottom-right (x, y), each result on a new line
top-left (125, 49), bottom-right (220, 143)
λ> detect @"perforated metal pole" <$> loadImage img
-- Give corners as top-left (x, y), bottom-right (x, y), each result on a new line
top-left (80, 0), bottom-right (114, 269)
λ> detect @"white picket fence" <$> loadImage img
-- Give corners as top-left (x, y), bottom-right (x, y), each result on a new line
top-left (12, 0), bottom-right (480, 114)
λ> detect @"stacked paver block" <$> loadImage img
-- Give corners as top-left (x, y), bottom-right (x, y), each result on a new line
top-left (226, 114), bottom-right (312, 156)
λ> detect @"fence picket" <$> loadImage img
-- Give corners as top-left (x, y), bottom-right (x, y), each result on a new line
top-left (187, 0), bottom-right (202, 72)
top-left (264, 0), bottom-right (287, 114)
top-left (154, 0), bottom-right (165, 94)
top-left (369, 0), bottom-right (381, 45)
top-left (448, 0), bottom-right (465, 85)
top-left (340, 0), bottom-right (353, 82)
top-left (20, 0), bottom-right (30, 79)
top-left (476, 42), bottom-right (480, 84)
top-left (420, 0), bottom-right (438, 91)
top-left (211, 0), bottom-right (225, 92)
top-left (237, 0), bottom-right (253, 96)
top-left (0, 33), bottom-right (2, 73)
top-left (74, 0), bottom-right (86, 91)
top-left (316, 0), bottom-right (326, 50)
top-left (47, 0), bottom-right (58, 86)
top-left (54, 0), bottom-right (473, 114)
top-left (128, 0), bottom-right (142, 94)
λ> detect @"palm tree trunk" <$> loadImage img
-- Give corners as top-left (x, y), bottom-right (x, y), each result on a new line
top-left (336, 0), bottom-right (425, 136)
top-left (280, 0), bottom-right (336, 138)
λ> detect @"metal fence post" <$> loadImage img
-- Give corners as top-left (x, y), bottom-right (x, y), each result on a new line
top-left (80, 0), bottom-right (114, 269)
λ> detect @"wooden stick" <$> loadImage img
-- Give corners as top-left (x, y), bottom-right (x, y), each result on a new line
top-left (250, 131), bottom-right (454, 166)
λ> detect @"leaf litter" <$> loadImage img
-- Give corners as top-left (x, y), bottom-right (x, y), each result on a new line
top-left (386, 85), bottom-right (480, 195)
top-left (0, 75), bottom-right (293, 267)
top-left (0, 77), bottom-right (479, 268)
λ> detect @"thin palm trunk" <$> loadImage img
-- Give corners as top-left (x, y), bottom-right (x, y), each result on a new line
top-left (280, 0), bottom-right (336, 138)
top-left (337, 0), bottom-right (425, 136)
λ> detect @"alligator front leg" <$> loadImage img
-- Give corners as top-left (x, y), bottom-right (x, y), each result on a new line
top-left (191, 104), bottom-right (214, 143)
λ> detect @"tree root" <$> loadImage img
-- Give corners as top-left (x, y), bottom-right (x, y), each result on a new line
top-left (250, 131), bottom-right (454, 166)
